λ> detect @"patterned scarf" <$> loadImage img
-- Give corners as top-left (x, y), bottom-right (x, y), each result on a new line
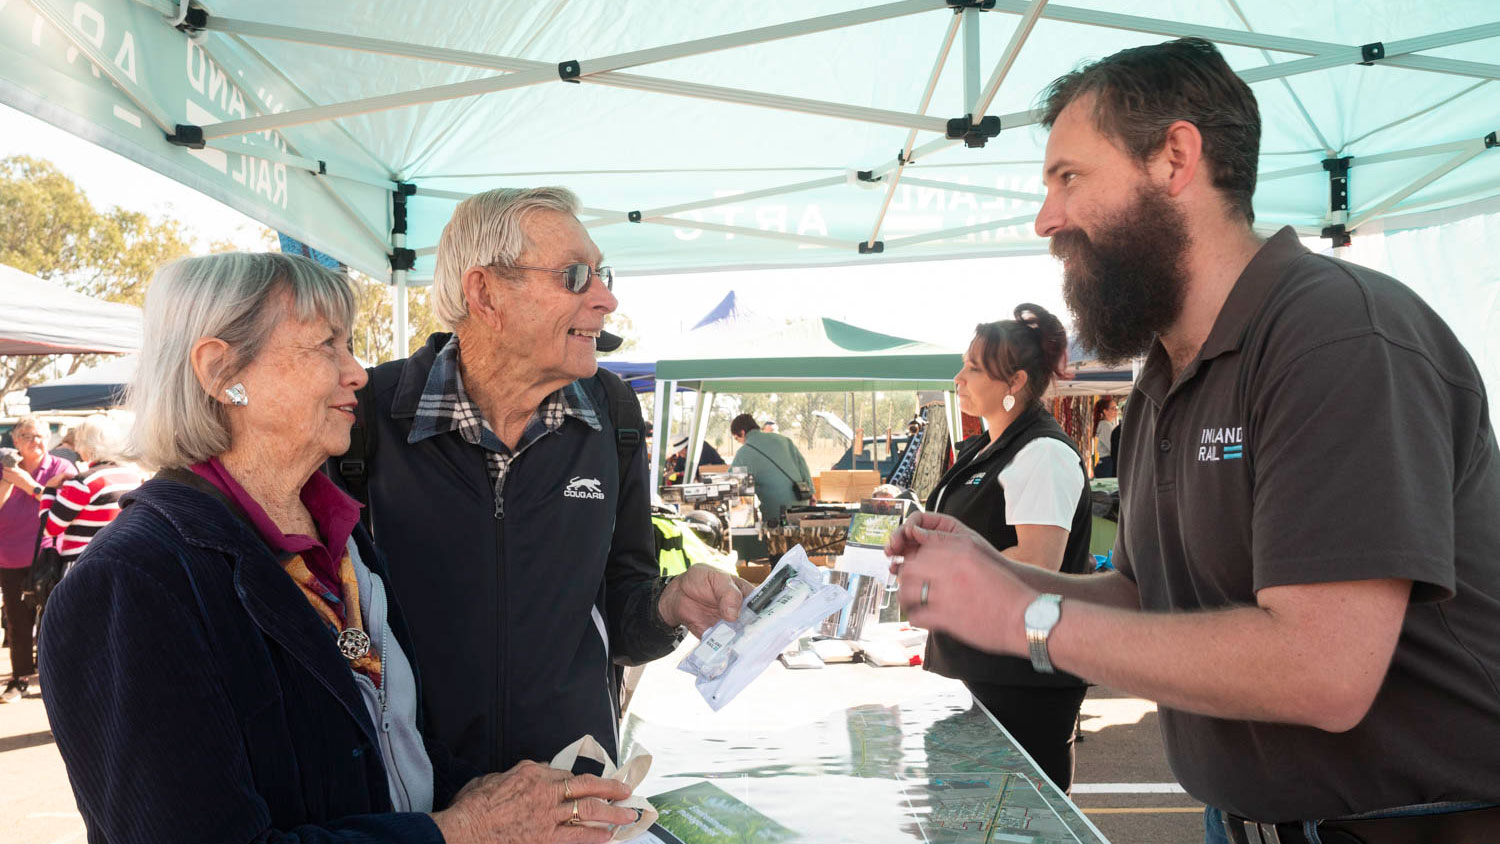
top-left (282, 550), bottom-right (383, 688)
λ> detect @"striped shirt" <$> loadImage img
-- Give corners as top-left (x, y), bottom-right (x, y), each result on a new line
top-left (44, 462), bottom-right (145, 559)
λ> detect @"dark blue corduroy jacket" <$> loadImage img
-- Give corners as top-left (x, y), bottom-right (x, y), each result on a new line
top-left (39, 471), bottom-right (473, 844)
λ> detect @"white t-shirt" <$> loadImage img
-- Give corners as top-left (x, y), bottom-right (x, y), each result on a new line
top-left (997, 438), bottom-right (1085, 529)
top-left (1095, 419), bottom-right (1117, 458)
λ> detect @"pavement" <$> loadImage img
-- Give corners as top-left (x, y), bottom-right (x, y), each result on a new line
top-left (1, 637), bottom-right (1206, 844)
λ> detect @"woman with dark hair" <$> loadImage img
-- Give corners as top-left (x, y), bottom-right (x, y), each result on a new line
top-left (1093, 396), bottom-right (1120, 478)
top-left (923, 303), bottom-right (1093, 793)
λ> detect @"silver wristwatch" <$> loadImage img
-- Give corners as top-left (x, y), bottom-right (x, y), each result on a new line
top-left (1024, 593), bottom-right (1063, 674)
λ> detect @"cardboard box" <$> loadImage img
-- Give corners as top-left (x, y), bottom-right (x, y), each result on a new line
top-left (814, 470), bottom-right (882, 503)
top-left (737, 561), bottom-right (774, 585)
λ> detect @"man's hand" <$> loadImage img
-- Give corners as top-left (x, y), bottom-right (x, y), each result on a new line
top-left (887, 511), bottom-right (1039, 655)
top-left (657, 565), bottom-right (754, 637)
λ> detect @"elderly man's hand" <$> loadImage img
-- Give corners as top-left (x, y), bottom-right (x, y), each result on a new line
top-left (658, 564), bottom-right (754, 637)
top-left (433, 761), bottom-right (637, 844)
top-left (889, 511), bottom-right (1038, 655)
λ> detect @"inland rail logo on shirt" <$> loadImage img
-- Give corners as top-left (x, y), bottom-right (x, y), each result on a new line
top-left (967, 472), bottom-right (986, 485)
top-left (1198, 426), bottom-right (1244, 463)
top-left (563, 476), bottom-right (606, 500)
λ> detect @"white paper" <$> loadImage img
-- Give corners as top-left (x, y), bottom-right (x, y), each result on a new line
top-left (834, 544), bottom-right (896, 579)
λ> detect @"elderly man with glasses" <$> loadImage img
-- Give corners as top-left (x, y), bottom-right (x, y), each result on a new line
top-left (338, 187), bottom-right (748, 777)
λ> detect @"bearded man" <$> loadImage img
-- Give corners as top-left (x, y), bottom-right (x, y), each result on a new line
top-left (889, 38), bottom-right (1500, 843)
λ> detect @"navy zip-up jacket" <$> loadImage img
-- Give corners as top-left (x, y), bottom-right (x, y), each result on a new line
top-left (39, 472), bottom-right (474, 844)
top-left (354, 333), bottom-right (677, 775)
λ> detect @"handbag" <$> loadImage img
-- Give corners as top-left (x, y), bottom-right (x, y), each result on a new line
top-left (26, 516), bottom-right (66, 604)
top-left (742, 441), bottom-right (814, 500)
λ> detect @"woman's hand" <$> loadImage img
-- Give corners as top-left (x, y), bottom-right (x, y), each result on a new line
top-left (2, 465), bottom-right (38, 493)
top-left (433, 761), bottom-right (637, 844)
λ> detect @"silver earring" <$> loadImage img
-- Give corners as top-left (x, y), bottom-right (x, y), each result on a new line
top-left (1002, 394), bottom-right (1016, 413)
top-left (224, 383), bottom-right (249, 406)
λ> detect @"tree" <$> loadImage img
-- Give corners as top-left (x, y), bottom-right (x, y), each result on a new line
top-left (349, 272), bottom-right (445, 365)
top-left (605, 312), bottom-right (639, 353)
top-left (0, 156), bottom-right (195, 396)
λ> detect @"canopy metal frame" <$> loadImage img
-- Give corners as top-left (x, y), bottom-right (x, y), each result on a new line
top-left (22, 0), bottom-right (1500, 358)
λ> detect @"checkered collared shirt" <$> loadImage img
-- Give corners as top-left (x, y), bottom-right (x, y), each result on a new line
top-left (407, 335), bottom-right (600, 518)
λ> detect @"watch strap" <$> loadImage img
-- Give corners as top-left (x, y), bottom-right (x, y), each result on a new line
top-left (1025, 594), bottom-right (1062, 674)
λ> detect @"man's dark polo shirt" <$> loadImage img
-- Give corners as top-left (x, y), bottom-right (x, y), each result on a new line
top-left (1114, 227), bottom-right (1500, 822)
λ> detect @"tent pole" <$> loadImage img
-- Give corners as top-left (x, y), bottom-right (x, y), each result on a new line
top-left (1263, 137), bottom-right (1500, 184)
top-left (899, 177), bottom-right (1044, 203)
top-left (650, 380), bottom-right (670, 495)
top-left (884, 212), bottom-right (1037, 248)
top-left (612, 216), bottom-right (848, 249)
top-left (686, 391), bottom-right (713, 481)
top-left (584, 176), bottom-right (848, 231)
top-left (962, 7), bottom-right (981, 114)
top-left (390, 183), bottom-right (416, 358)
top-left (970, 0), bottom-right (1049, 123)
top-left (199, 0), bottom-right (949, 139)
top-left (864, 13), bottom-right (961, 250)
top-left (1347, 144), bottom-right (1491, 231)
top-left (945, 391), bottom-right (961, 453)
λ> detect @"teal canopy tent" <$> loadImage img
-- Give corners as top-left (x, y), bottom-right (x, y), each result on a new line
top-left (2, 0), bottom-right (1496, 358)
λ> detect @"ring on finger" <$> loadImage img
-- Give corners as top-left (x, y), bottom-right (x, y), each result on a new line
top-left (567, 799), bottom-right (582, 826)
top-left (562, 778), bottom-right (574, 801)
top-left (919, 580), bottom-right (930, 608)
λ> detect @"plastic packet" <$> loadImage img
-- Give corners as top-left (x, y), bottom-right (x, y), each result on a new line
top-left (679, 544), bottom-right (852, 710)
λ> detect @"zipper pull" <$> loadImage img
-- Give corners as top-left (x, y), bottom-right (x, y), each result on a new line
top-left (494, 491), bottom-right (504, 519)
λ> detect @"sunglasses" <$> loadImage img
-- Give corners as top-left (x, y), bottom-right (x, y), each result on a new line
top-left (502, 262), bottom-right (615, 294)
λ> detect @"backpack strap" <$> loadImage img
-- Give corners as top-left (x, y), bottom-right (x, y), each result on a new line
top-left (337, 369), bottom-right (378, 533)
top-left (594, 367), bottom-right (644, 482)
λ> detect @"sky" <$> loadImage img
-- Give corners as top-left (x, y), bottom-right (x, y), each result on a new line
top-left (0, 101), bottom-right (1073, 356)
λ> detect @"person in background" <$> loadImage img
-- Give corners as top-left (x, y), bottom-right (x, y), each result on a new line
top-left (664, 435), bottom-right (726, 484)
top-left (761, 419), bottom-right (778, 434)
top-left (43, 414), bottom-right (145, 575)
top-left (729, 414), bottom-right (813, 526)
top-left (922, 304), bottom-right (1093, 792)
top-left (0, 415), bottom-right (76, 703)
top-left (1092, 396), bottom-right (1119, 478)
top-left (40, 252), bottom-right (637, 844)
top-left (50, 428), bottom-right (83, 468)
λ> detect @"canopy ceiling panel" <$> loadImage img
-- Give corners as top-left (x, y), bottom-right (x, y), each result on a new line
top-left (1, 0), bottom-right (1495, 288)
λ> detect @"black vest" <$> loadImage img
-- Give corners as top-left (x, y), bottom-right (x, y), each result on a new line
top-left (923, 405), bottom-right (1092, 687)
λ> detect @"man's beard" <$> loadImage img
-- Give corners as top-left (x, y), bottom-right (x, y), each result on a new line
top-left (1055, 184), bottom-right (1190, 366)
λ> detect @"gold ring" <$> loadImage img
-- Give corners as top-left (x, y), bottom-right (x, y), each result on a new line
top-left (567, 799), bottom-right (581, 826)
top-left (562, 778), bottom-right (574, 800)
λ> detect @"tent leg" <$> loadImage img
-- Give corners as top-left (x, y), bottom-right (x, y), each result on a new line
top-left (390, 183), bottom-right (415, 358)
top-left (650, 380), bottom-right (671, 495)
top-left (945, 391), bottom-right (962, 452)
top-left (686, 391), bottom-right (714, 480)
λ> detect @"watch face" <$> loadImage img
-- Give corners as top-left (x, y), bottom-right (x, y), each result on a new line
top-left (1024, 596), bottom-right (1061, 630)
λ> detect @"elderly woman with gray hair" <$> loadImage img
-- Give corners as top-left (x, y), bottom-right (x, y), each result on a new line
top-left (39, 252), bottom-right (637, 844)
